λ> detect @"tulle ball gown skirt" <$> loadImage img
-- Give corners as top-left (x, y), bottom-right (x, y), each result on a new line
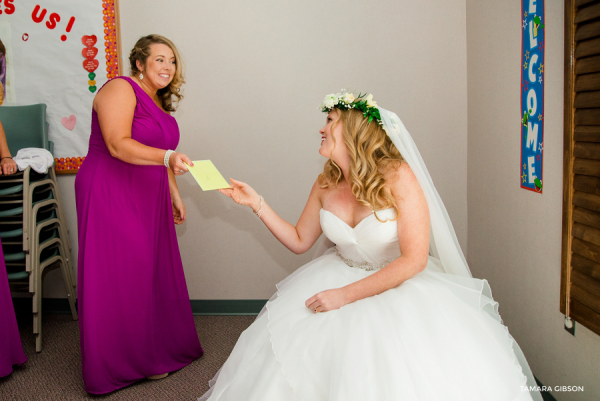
top-left (199, 248), bottom-right (539, 401)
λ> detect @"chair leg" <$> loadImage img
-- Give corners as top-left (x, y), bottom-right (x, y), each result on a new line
top-left (33, 270), bottom-right (43, 352)
top-left (35, 325), bottom-right (42, 352)
top-left (29, 229), bottom-right (40, 314)
top-left (30, 252), bottom-right (41, 318)
top-left (56, 248), bottom-right (77, 320)
top-left (32, 292), bottom-right (40, 317)
top-left (49, 169), bottom-right (71, 250)
top-left (29, 265), bottom-right (38, 314)
top-left (52, 225), bottom-right (76, 299)
top-left (58, 226), bottom-right (76, 295)
top-left (55, 216), bottom-right (76, 297)
top-left (43, 175), bottom-right (76, 295)
top-left (22, 167), bottom-right (31, 251)
top-left (54, 201), bottom-right (74, 272)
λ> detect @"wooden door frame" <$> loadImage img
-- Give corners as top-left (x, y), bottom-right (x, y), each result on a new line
top-left (561, 0), bottom-right (575, 316)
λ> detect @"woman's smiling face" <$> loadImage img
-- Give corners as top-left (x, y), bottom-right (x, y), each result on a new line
top-left (137, 43), bottom-right (176, 90)
top-left (319, 110), bottom-right (348, 163)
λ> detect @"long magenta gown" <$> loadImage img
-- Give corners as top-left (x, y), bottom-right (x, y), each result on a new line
top-left (0, 238), bottom-right (27, 377)
top-left (75, 76), bottom-right (203, 394)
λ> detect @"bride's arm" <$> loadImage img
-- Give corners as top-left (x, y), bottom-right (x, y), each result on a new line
top-left (306, 162), bottom-right (430, 312)
top-left (220, 178), bottom-right (323, 254)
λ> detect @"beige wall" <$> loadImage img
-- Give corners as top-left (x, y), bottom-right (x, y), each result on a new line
top-left (466, 0), bottom-right (600, 399)
top-left (44, 0), bottom-right (469, 299)
top-left (39, 1), bottom-right (600, 397)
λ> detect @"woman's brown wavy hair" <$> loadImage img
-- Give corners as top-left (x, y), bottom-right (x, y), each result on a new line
top-left (129, 34), bottom-right (184, 112)
top-left (318, 108), bottom-right (404, 221)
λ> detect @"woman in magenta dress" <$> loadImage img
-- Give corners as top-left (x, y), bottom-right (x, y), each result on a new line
top-left (75, 34), bottom-right (202, 394)
top-left (1, 120), bottom-right (27, 377)
top-left (0, 237), bottom-right (27, 377)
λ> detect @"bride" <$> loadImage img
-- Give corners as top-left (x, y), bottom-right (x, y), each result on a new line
top-left (200, 91), bottom-right (542, 401)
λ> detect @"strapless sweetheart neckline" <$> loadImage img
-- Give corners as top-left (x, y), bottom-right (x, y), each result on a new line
top-left (320, 208), bottom-right (395, 230)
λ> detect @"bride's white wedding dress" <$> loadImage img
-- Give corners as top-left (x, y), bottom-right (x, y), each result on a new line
top-left (199, 207), bottom-right (539, 401)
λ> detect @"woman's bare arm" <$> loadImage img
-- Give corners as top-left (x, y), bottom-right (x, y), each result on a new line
top-left (0, 120), bottom-right (17, 175)
top-left (221, 178), bottom-right (324, 254)
top-left (94, 79), bottom-right (191, 172)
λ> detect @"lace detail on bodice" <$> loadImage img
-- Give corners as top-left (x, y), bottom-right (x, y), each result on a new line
top-left (320, 208), bottom-right (400, 267)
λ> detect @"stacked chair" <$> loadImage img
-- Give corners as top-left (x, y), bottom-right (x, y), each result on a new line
top-left (0, 104), bottom-right (77, 352)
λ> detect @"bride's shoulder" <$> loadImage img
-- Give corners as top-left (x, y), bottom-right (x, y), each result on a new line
top-left (384, 162), bottom-right (421, 196)
top-left (309, 175), bottom-right (339, 208)
top-left (308, 176), bottom-right (328, 197)
top-left (384, 161), bottom-right (414, 182)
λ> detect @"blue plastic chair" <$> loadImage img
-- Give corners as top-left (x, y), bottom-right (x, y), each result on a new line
top-left (0, 104), bottom-right (75, 351)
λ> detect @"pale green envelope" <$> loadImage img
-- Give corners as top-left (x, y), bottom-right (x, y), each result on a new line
top-left (186, 160), bottom-right (231, 191)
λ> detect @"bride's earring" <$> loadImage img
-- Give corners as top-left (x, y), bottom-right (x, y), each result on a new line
top-left (139, 72), bottom-right (143, 80)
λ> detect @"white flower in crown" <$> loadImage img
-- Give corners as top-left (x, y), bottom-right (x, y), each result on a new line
top-left (343, 92), bottom-right (355, 104)
top-left (365, 94), bottom-right (378, 108)
top-left (319, 90), bottom-right (383, 125)
top-left (322, 93), bottom-right (340, 109)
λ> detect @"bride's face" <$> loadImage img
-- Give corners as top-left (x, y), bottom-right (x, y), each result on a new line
top-left (319, 110), bottom-right (348, 162)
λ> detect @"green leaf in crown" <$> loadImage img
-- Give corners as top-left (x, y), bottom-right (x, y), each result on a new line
top-left (319, 90), bottom-right (383, 125)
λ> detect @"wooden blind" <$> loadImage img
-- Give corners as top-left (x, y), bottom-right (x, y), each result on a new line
top-left (562, 0), bottom-right (600, 336)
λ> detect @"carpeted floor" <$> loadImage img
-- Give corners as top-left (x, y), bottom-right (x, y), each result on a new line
top-left (0, 313), bottom-right (255, 400)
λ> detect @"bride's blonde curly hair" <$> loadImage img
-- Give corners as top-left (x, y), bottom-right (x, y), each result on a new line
top-left (129, 34), bottom-right (184, 112)
top-left (318, 108), bottom-right (404, 221)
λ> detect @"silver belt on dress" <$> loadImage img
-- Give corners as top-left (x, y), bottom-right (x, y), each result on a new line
top-left (335, 248), bottom-right (393, 271)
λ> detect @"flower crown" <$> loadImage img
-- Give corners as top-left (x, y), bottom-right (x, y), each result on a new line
top-left (319, 89), bottom-right (382, 125)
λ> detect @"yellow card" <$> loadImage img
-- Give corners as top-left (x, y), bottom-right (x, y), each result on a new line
top-left (186, 160), bottom-right (231, 191)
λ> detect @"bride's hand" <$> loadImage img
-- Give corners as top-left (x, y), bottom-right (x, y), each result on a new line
top-left (219, 178), bottom-right (262, 213)
top-left (172, 197), bottom-right (186, 224)
top-left (305, 288), bottom-right (350, 313)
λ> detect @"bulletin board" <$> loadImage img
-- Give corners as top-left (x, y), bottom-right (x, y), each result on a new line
top-left (0, 0), bottom-right (122, 174)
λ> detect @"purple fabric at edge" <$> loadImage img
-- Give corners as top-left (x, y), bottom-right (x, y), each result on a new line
top-left (0, 236), bottom-right (27, 377)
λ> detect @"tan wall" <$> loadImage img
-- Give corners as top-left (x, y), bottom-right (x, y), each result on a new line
top-left (39, 1), bottom-right (600, 397)
top-left (44, 0), bottom-right (469, 299)
top-left (466, 0), bottom-right (600, 399)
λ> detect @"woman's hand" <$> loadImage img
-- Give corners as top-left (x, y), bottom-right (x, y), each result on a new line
top-left (219, 178), bottom-right (262, 213)
top-left (168, 152), bottom-right (193, 176)
top-left (305, 288), bottom-right (351, 313)
top-left (0, 157), bottom-right (17, 175)
top-left (172, 197), bottom-right (186, 224)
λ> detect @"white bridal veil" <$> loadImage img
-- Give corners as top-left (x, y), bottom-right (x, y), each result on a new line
top-left (378, 108), bottom-right (472, 277)
top-left (378, 107), bottom-right (543, 401)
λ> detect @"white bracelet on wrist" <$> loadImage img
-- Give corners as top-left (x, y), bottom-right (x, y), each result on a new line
top-left (254, 195), bottom-right (264, 218)
top-left (164, 150), bottom-right (175, 168)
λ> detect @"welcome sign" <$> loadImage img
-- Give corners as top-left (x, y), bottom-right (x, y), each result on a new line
top-left (520, 0), bottom-right (545, 193)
